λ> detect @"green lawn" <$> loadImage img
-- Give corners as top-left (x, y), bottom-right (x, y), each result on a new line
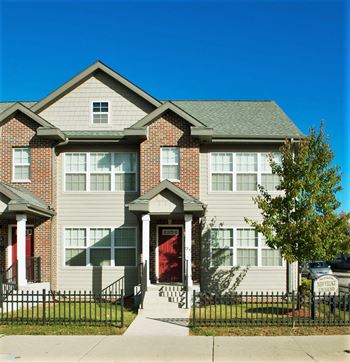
top-left (190, 325), bottom-right (350, 336)
top-left (0, 300), bottom-right (137, 335)
top-left (191, 299), bottom-right (349, 326)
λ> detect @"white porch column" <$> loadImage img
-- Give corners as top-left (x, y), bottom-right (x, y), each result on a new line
top-left (141, 214), bottom-right (151, 286)
top-left (184, 214), bottom-right (193, 287)
top-left (16, 214), bottom-right (27, 287)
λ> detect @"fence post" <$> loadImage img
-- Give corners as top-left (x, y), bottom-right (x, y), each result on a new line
top-left (42, 289), bottom-right (46, 325)
top-left (192, 290), bottom-right (196, 327)
top-left (121, 289), bottom-right (124, 328)
top-left (311, 280), bottom-right (316, 321)
top-left (0, 273), bottom-right (3, 303)
top-left (291, 290), bottom-right (295, 327)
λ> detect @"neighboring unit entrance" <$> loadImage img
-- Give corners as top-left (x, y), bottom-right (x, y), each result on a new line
top-left (158, 226), bottom-right (182, 283)
top-left (11, 226), bottom-right (34, 280)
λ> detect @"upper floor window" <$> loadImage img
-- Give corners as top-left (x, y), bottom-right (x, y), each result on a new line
top-left (92, 101), bottom-right (109, 124)
top-left (64, 152), bottom-right (137, 192)
top-left (161, 147), bottom-right (180, 181)
top-left (210, 152), bottom-right (281, 192)
top-left (13, 148), bottom-right (30, 182)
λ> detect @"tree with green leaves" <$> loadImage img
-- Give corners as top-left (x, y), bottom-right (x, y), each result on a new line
top-left (245, 126), bottom-right (350, 275)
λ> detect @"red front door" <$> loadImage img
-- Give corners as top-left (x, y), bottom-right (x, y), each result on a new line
top-left (158, 226), bottom-right (182, 283)
top-left (11, 227), bottom-right (34, 264)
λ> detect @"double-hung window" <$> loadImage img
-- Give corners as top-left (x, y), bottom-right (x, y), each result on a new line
top-left (211, 153), bottom-right (233, 191)
top-left (260, 153), bottom-right (281, 191)
top-left (211, 228), bottom-right (234, 267)
top-left (115, 228), bottom-right (137, 266)
top-left (90, 153), bottom-right (111, 191)
top-left (13, 148), bottom-right (30, 182)
top-left (261, 236), bottom-right (282, 266)
top-left (65, 153), bottom-right (87, 191)
top-left (92, 101), bottom-right (109, 124)
top-left (210, 227), bottom-right (283, 267)
top-left (236, 153), bottom-right (258, 191)
top-left (237, 229), bottom-right (258, 266)
top-left (65, 152), bottom-right (137, 192)
top-left (210, 152), bottom-right (281, 192)
top-left (161, 147), bottom-right (180, 181)
top-left (64, 227), bottom-right (137, 267)
top-left (89, 228), bottom-right (111, 266)
top-left (115, 153), bottom-right (137, 191)
top-left (65, 228), bottom-right (87, 266)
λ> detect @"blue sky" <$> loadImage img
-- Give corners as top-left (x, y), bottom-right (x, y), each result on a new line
top-left (0, 0), bottom-right (348, 211)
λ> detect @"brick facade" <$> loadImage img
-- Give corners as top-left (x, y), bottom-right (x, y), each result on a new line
top-left (140, 111), bottom-right (201, 283)
top-left (140, 111), bottom-right (200, 198)
top-left (0, 113), bottom-right (55, 283)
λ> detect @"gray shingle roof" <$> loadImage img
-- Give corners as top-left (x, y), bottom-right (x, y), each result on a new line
top-left (170, 100), bottom-right (303, 138)
top-left (0, 101), bottom-right (37, 112)
top-left (0, 182), bottom-right (51, 210)
top-left (0, 100), bottom-right (303, 138)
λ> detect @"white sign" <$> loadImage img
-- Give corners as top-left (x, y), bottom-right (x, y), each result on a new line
top-left (313, 275), bottom-right (338, 295)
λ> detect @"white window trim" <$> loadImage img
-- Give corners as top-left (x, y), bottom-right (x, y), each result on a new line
top-left (64, 152), bottom-right (87, 192)
top-left (209, 227), bottom-right (234, 267)
top-left (64, 152), bottom-right (138, 193)
top-left (114, 152), bottom-right (138, 192)
top-left (236, 228), bottom-right (259, 267)
top-left (12, 147), bottom-right (31, 183)
top-left (160, 147), bottom-right (180, 182)
top-left (209, 226), bottom-right (285, 268)
top-left (209, 152), bottom-right (235, 192)
top-left (63, 226), bottom-right (138, 268)
top-left (261, 234), bottom-right (283, 267)
top-left (209, 152), bottom-right (281, 193)
top-left (89, 152), bottom-right (112, 192)
top-left (91, 100), bottom-right (110, 125)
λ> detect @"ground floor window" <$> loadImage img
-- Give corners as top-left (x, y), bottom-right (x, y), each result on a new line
top-left (64, 226), bottom-right (137, 267)
top-left (210, 227), bottom-right (282, 267)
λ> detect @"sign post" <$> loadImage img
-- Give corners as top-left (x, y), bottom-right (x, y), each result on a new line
top-left (312, 275), bottom-right (338, 320)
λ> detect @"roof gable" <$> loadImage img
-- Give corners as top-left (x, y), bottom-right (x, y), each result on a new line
top-left (128, 180), bottom-right (205, 215)
top-left (129, 101), bottom-right (206, 129)
top-left (31, 61), bottom-right (161, 113)
top-left (0, 182), bottom-right (55, 217)
top-left (0, 102), bottom-right (54, 128)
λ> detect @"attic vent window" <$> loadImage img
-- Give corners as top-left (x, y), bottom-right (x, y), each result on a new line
top-left (92, 101), bottom-right (109, 124)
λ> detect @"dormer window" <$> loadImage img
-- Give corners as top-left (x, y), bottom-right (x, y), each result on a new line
top-left (92, 101), bottom-right (109, 124)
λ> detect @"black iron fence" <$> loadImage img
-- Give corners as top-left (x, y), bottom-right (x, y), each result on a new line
top-left (191, 290), bottom-right (350, 327)
top-left (0, 262), bottom-right (18, 300)
top-left (0, 289), bottom-right (124, 326)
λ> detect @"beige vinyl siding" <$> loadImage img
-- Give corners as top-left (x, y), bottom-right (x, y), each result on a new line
top-left (40, 72), bottom-right (154, 131)
top-left (56, 145), bottom-right (139, 294)
top-left (200, 144), bottom-right (288, 293)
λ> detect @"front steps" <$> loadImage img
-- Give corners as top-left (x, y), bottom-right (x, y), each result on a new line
top-left (126, 283), bottom-right (198, 336)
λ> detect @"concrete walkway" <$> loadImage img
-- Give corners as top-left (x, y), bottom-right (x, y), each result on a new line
top-left (0, 335), bottom-right (349, 361)
top-left (125, 288), bottom-right (190, 336)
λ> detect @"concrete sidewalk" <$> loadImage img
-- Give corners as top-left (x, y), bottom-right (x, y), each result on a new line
top-left (0, 335), bottom-right (349, 362)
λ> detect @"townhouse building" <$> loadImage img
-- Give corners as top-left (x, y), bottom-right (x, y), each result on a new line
top-left (0, 61), bottom-right (302, 295)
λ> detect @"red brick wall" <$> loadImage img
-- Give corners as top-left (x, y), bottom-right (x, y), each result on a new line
top-left (140, 111), bottom-right (201, 283)
top-left (140, 111), bottom-right (200, 198)
top-left (0, 112), bottom-right (54, 283)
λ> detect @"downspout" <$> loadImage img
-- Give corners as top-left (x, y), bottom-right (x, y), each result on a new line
top-left (50, 137), bottom-right (69, 289)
